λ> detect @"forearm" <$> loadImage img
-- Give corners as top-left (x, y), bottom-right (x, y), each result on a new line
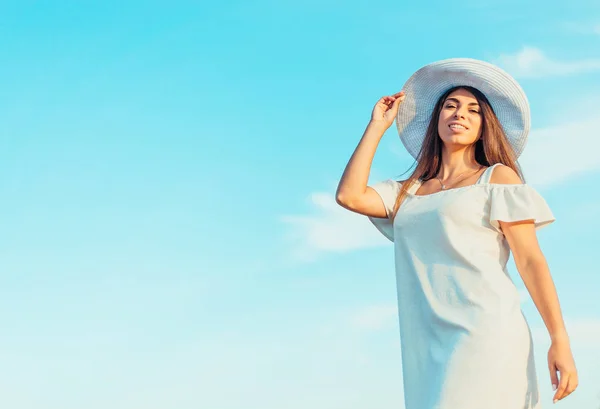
top-left (518, 256), bottom-right (569, 343)
top-left (336, 121), bottom-right (388, 200)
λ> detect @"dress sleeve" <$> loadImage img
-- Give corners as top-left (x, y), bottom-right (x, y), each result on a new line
top-left (489, 184), bottom-right (555, 232)
top-left (367, 179), bottom-right (401, 242)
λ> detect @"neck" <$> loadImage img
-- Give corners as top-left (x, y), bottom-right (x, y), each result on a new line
top-left (438, 145), bottom-right (479, 179)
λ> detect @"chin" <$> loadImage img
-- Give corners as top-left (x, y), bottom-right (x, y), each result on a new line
top-left (439, 133), bottom-right (478, 147)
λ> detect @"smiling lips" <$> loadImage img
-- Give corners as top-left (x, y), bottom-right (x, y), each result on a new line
top-left (449, 122), bottom-right (468, 131)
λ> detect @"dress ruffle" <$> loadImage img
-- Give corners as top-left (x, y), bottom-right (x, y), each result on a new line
top-left (366, 181), bottom-right (555, 241)
top-left (367, 179), bottom-right (401, 242)
top-left (489, 184), bottom-right (555, 231)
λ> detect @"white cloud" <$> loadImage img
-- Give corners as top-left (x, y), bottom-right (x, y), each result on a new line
top-left (495, 46), bottom-right (600, 78)
top-left (349, 303), bottom-right (398, 331)
top-left (563, 21), bottom-right (600, 35)
top-left (279, 191), bottom-right (390, 260)
top-left (519, 117), bottom-right (600, 187)
top-left (531, 317), bottom-right (600, 349)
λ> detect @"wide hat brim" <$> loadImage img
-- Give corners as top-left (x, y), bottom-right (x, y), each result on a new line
top-left (396, 58), bottom-right (530, 160)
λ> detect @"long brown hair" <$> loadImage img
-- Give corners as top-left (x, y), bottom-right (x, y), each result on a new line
top-left (390, 85), bottom-right (524, 218)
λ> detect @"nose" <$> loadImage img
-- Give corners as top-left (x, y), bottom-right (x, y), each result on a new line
top-left (453, 108), bottom-right (466, 119)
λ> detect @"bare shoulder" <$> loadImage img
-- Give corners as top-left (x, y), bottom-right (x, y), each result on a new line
top-left (489, 164), bottom-right (524, 184)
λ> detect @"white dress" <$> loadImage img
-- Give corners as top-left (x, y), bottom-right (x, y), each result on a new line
top-left (368, 163), bottom-right (555, 409)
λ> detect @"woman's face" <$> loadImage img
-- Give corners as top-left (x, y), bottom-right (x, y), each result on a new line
top-left (437, 88), bottom-right (483, 148)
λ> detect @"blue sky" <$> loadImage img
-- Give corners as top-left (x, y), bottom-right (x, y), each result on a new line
top-left (0, 1), bottom-right (599, 408)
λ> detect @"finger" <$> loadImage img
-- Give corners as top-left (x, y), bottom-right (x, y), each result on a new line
top-left (375, 100), bottom-right (392, 110)
top-left (380, 97), bottom-right (394, 107)
top-left (377, 96), bottom-right (392, 104)
top-left (383, 92), bottom-right (403, 102)
top-left (548, 361), bottom-right (558, 392)
top-left (553, 372), bottom-right (569, 403)
top-left (385, 97), bottom-right (399, 109)
top-left (562, 375), bottom-right (578, 399)
top-left (391, 94), bottom-right (405, 112)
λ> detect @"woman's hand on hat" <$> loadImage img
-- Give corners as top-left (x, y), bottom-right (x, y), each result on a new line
top-left (370, 91), bottom-right (405, 128)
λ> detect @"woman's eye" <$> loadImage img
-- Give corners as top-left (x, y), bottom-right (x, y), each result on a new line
top-left (470, 110), bottom-right (480, 114)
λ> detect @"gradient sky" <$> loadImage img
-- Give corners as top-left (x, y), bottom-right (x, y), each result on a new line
top-left (0, 1), bottom-right (599, 408)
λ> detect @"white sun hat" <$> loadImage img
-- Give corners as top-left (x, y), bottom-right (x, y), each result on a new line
top-left (396, 58), bottom-right (530, 159)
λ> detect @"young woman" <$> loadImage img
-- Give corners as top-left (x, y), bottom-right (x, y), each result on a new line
top-left (336, 59), bottom-right (578, 409)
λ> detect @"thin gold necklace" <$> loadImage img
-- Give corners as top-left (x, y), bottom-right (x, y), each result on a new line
top-left (436, 165), bottom-right (483, 190)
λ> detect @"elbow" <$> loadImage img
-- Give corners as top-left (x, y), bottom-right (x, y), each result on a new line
top-left (336, 184), bottom-right (368, 210)
top-left (335, 190), bottom-right (357, 210)
top-left (336, 192), bottom-right (351, 208)
top-left (335, 186), bottom-right (349, 205)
